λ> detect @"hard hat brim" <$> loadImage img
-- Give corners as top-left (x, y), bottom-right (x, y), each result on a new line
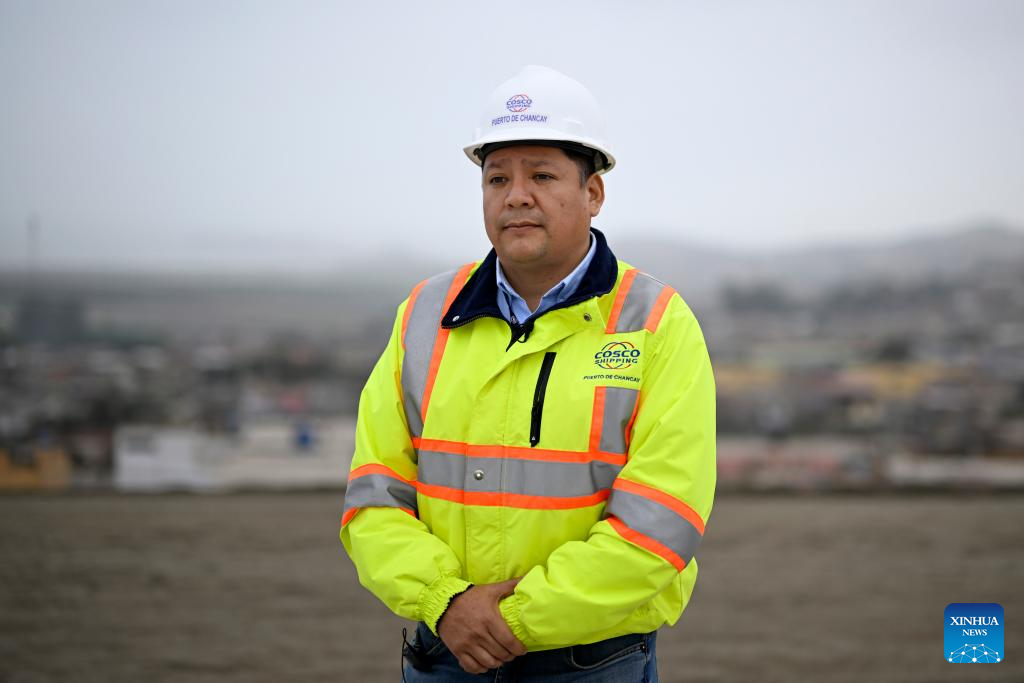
top-left (464, 130), bottom-right (615, 174)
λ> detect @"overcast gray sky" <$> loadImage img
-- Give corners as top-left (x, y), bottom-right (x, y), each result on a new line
top-left (2, 0), bottom-right (1022, 272)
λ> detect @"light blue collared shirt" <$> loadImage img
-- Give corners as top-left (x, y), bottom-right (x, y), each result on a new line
top-left (496, 231), bottom-right (596, 325)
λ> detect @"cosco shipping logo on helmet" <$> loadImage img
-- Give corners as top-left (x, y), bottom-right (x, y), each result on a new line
top-left (594, 341), bottom-right (641, 370)
top-left (506, 94), bottom-right (532, 112)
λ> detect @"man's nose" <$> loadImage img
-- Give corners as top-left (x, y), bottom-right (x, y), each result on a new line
top-left (504, 175), bottom-right (534, 208)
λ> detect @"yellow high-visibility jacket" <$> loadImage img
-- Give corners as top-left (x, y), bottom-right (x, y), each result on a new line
top-left (340, 228), bottom-right (716, 650)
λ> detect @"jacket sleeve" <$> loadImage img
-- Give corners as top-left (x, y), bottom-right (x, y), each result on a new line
top-left (339, 299), bottom-right (471, 634)
top-left (498, 293), bottom-right (716, 648)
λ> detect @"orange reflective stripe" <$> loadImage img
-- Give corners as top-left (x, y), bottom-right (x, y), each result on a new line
top-left (349, 463), bottom-right (416, 487)
top-left (412, 439), bottom-right (628, 467)
top-left (417, 481), bottom-right (610, 510)
top-left (341, 505), bottom-right (416, 527)
top-left (342, 464), bottom-right (419, 528)
top-left (604, 268), bottom-right (639, 333)
top-left (411, 437), bottom-right (470, 454)
top-left (420, 262), bottom-right (475, 426)
top-left (401, 279), bottom-right (428, 350)
top-left (644, 286), bottom-right (675, 333)
top-left (607, 515), bottom-right (687, 571)
top-left (613, 478), bottom-right (706, 534)
top-left (589, 385), bottom-right (606, 452)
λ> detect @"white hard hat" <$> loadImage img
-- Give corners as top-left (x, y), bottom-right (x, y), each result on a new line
top-left (464, 65), bottom-right (615, 174)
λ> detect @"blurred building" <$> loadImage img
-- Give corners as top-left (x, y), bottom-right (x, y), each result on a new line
top-left (113, 418), bottom-right (355, 492)
top-left (14, 296), bottom-right (86, 346)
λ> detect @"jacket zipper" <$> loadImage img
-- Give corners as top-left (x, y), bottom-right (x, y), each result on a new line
top-left (530, 352), bottom-right (557, 447)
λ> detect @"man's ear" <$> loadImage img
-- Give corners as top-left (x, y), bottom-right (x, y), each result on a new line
top-left (587, 174), bottom-right (605, 217)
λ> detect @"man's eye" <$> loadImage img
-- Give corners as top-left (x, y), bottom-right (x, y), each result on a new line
top-left (534, 173), bottom-right (553, 181)
top-left (488, 176), bottom-right (507, 185)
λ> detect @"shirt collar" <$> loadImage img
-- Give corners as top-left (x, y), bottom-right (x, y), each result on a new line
top-left (495, 231), bottom-right (596, 316)
top-left (441, 226), bottom-right (618, 330)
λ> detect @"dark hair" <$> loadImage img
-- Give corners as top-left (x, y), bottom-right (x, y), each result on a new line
top-left (560, 146), bottom-right (597, 186)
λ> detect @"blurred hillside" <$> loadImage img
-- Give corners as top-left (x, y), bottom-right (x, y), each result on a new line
top-left (2, 222), bottom-right (1024, 491)
top-left (617, 221), bottom-right (1024, 305)
top-left (2, 222), bottom-right (1022, 342)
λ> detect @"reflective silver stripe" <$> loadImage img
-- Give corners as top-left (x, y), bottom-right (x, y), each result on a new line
top-left (401, 269), bottom-right (460, 437)
top-left (599, 387), bottom-right (639, 454)
top-left (342, 473), bottom-right (418, 516)
top-left (614, 273), bottom-right (668, 332)
top-left (417, 450), bottom-right (621, 498)
top-left (607, 488), bottom-right (703, 564)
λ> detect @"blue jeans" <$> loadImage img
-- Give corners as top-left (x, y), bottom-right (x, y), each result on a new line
top-left (401, 621), bottom-right (658, 682)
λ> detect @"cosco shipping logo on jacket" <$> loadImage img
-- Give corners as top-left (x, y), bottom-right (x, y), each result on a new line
top-left (594, 341), bottom-right (641, 370)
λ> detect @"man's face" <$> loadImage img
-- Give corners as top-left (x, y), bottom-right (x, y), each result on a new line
top-left (481, 145), bottom-right (604, 271)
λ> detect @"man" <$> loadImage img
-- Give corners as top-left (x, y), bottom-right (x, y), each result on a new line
top-left (340, 65), bottom-right (716, 681)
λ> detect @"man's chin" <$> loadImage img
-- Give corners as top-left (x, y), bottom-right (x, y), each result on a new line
top-left (496, 238), bottom-right (547, 267)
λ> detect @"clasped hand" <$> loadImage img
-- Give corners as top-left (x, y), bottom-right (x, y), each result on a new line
top-left (437, 578), bottom-right (527, 673)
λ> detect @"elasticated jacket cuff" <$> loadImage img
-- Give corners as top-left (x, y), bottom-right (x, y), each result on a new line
top-left (419, 574), bottom-right (473, 635)
top-left (499, 593), bottom-right (531, 647)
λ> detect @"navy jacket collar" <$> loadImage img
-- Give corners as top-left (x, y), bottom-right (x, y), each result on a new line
top-left (441, 227), bottom-right (619, 348)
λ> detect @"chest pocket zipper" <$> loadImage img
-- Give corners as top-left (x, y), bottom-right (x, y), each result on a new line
top-left (530, 352), bottom-right (557, 447)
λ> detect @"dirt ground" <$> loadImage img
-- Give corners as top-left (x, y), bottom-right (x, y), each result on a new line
top-left (1, 492), bottom-right (1021, 683)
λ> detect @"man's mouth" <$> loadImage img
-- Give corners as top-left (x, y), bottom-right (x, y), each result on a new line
top-left (504, 221), bottom-right (541, 230)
